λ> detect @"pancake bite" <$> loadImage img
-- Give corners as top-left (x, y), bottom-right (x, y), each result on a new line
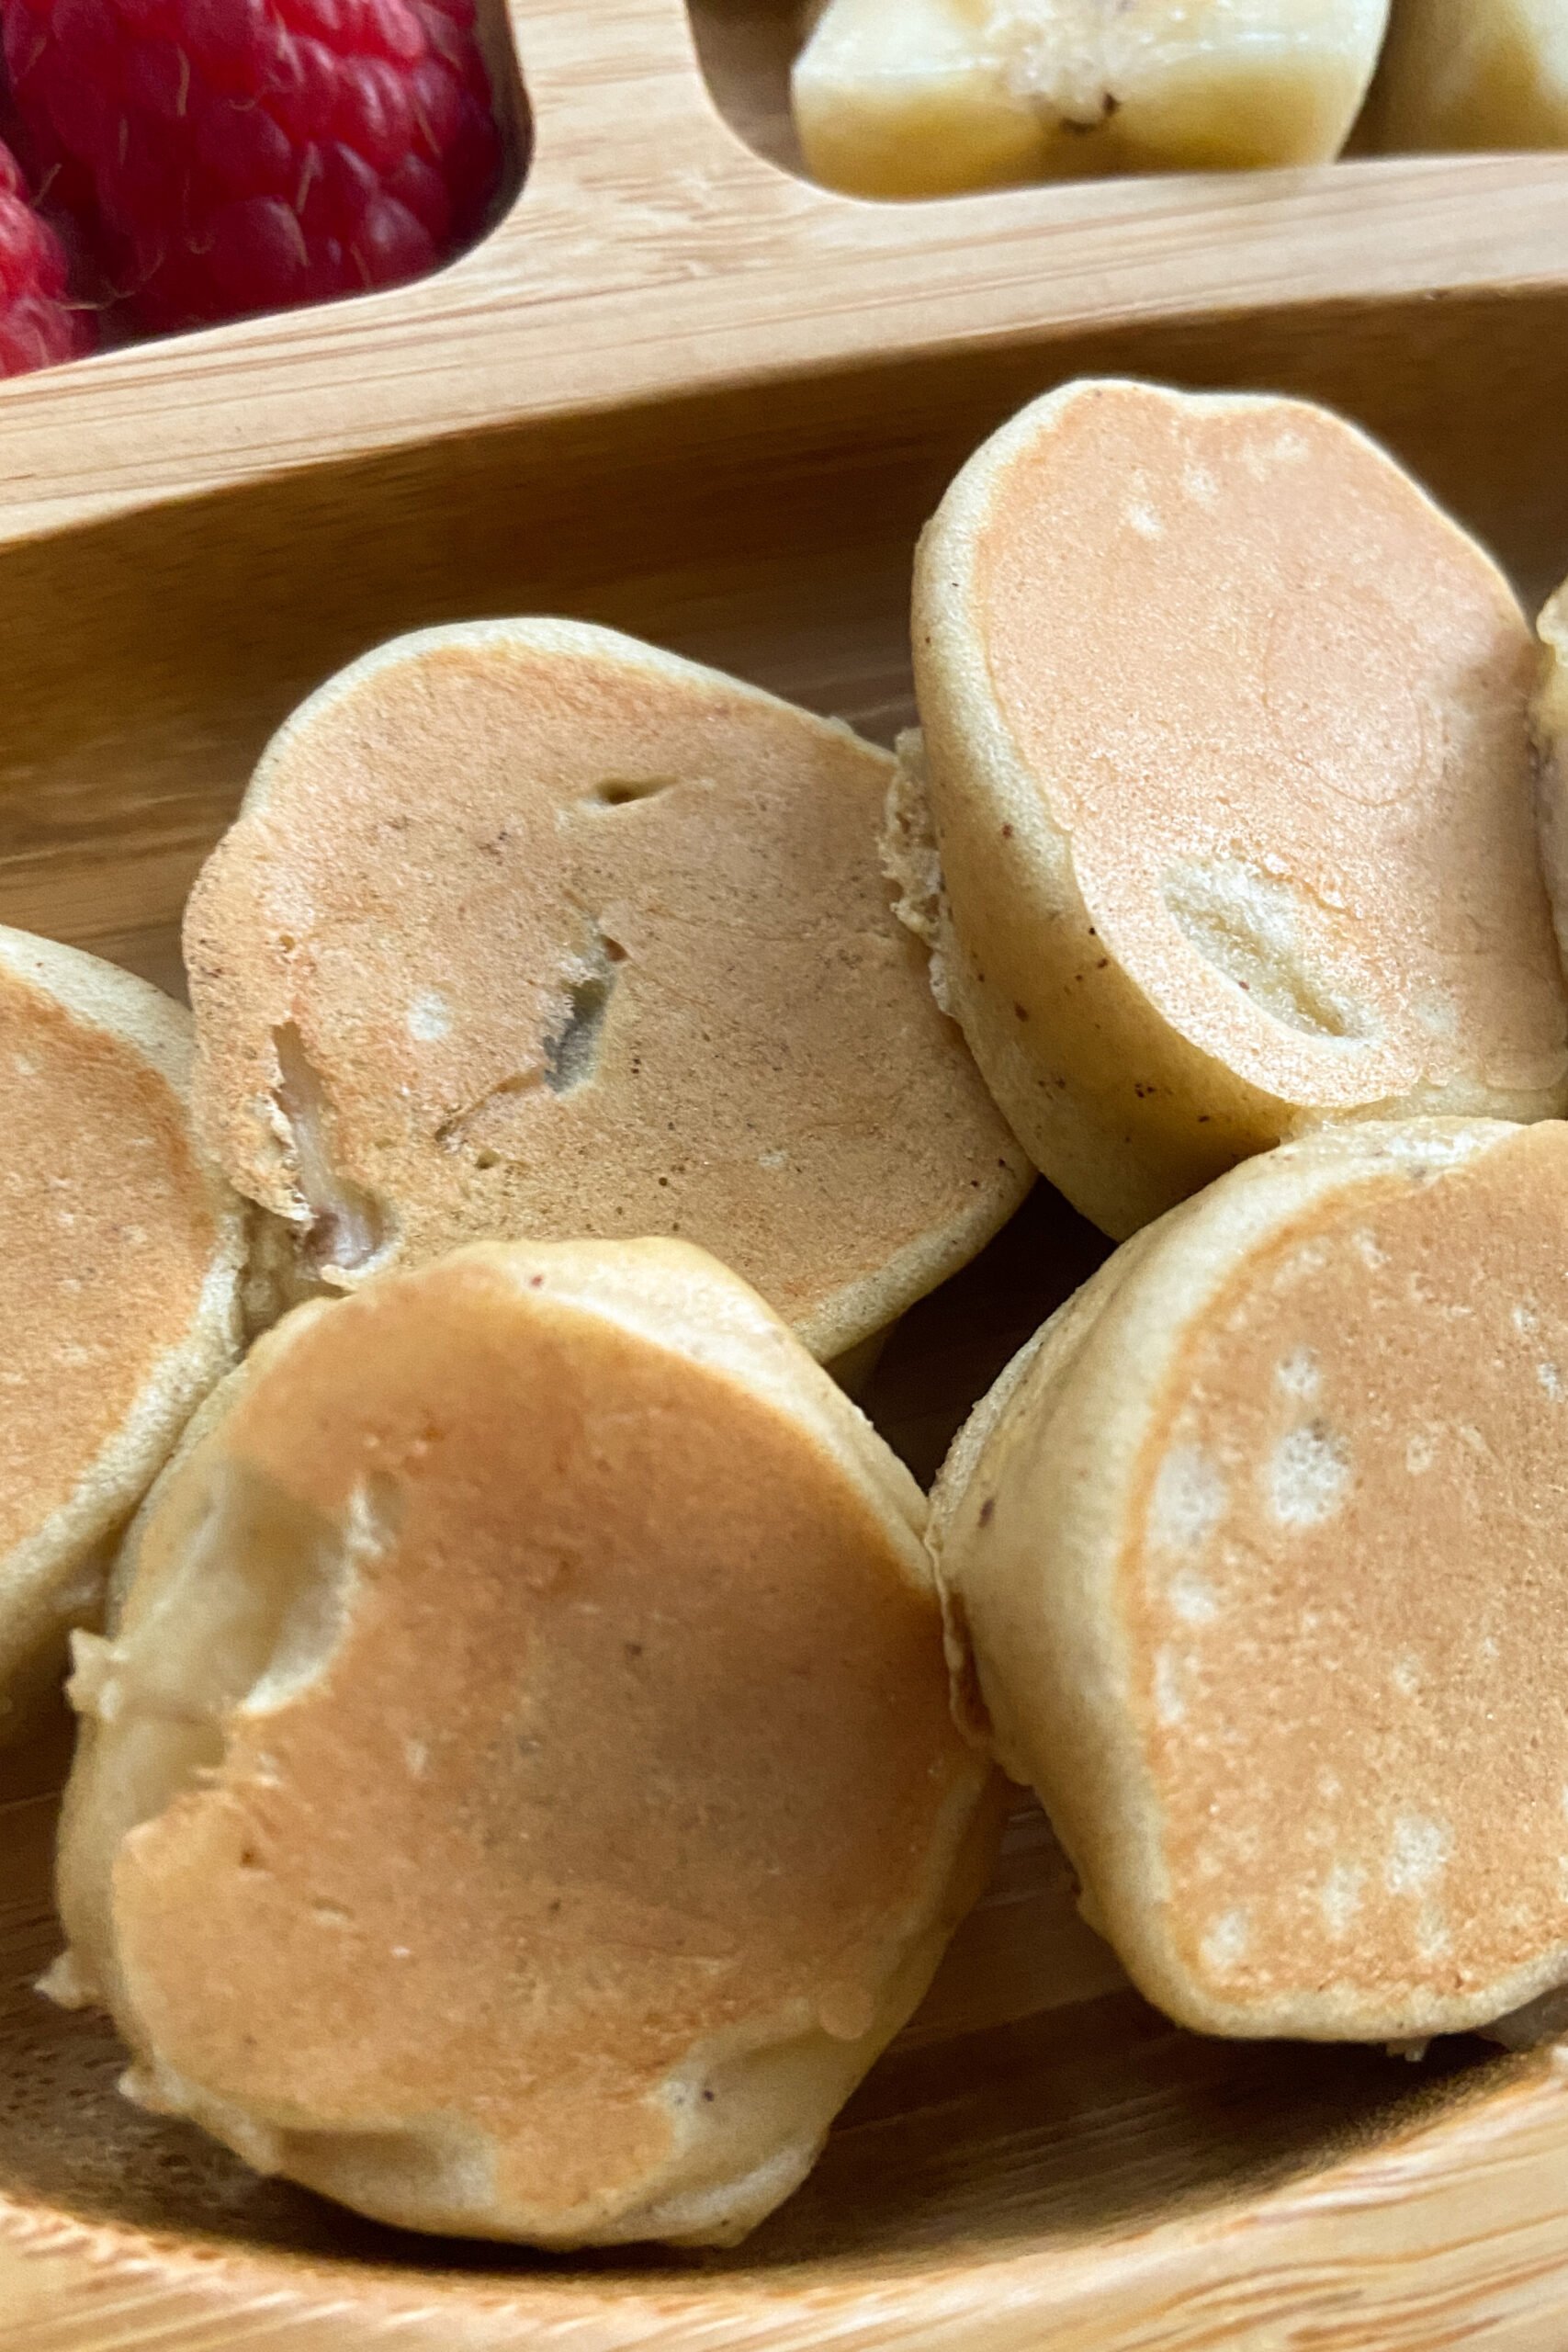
top-left (897, 379), bottom-right (1566, 1236)
top-left (50, 1238), bottom-right (1000, 2246)
top-left (185, 619), bottom-right (1030, 1360)
top-left (0, 926), bottom-right (246, 1735)
top-left (932, 1119), bottom-right (1568, 2041)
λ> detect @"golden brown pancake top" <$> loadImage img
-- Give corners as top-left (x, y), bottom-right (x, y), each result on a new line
top-left (107, 1250), bottom-right (982, 2226)
top-left (0, 975), bottom-right (221, 1556)
top-left (1124, 1122), bottom-right (1568, 2017)
top-left (186, 632), bottom-right (1025, 1337)
top-left (971, 383), bottom-right (1564, 1110)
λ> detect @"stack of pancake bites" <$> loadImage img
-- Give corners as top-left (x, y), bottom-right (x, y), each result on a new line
top-left (15, 377), bottom-right (1568, 2250)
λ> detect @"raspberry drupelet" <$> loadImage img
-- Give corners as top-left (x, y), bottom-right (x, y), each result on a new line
top-left (0, 130), bottom-right (89, 372)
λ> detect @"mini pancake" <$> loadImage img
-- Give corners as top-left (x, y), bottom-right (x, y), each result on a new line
top-left (0, 926), bottom-right (246, 1736)
top-left (932, 1118), bottom-right (1568, 2042)
top-left (897, 379), bottom-right (1566, 1238)
top-left (184, 619), bottom-right (1031, 1360)
top-left (49, 1238), bottom-right (1000, 2247)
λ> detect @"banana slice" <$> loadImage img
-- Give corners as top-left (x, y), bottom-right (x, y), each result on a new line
top-left (791, 0), bottom-right (1392, 198)
top-left (1364, 0), bottom-right (1568, 151)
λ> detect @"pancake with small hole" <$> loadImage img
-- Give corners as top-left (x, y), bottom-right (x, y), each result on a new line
top-left (184, 619), bottom-right (1031, 1361)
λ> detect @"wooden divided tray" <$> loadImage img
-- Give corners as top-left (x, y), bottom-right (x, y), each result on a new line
top-left (7, 4), bottom-right (1568, 2344)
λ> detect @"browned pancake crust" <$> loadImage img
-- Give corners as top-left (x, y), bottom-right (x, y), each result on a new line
top-left (68, 1243), bottom-right (997, 2240)
top-left (185, 625), bottom-right (1029, 1353)
top-left (913, 381), bottom-right (1566, 1236)
top-left (937, 1120), bottom-right (1568, 2039)
top-left (1127, 1124), bottom-right (1568, 2025)
top-left (0, 974), bottom-right (223, 1553)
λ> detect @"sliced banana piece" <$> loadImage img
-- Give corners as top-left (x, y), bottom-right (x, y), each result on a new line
top-left (1365, 0), bottom-right (1568, 152)
top-left (791, 0), bottom-right (1392, 198)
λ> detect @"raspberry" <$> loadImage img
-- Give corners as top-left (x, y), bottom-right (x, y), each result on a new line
top-left (0, 129), bottom-right (91, 373)
top-left (0, 0), bottom-right (506, 335)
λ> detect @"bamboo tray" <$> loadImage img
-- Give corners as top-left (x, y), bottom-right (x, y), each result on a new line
top-left (8, 4), bottom-right (1568, 2344)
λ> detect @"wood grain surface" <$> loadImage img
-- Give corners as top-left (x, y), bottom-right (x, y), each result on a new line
top-left (6, 8), bottom-right (1568, 2346)
top-left (1, 0), bottom-right (1568, 543)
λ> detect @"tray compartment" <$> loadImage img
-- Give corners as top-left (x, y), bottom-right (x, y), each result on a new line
top-left (6, 271), bottom-right (1568, 2347)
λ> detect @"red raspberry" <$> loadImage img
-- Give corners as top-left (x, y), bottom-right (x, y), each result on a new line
top-left (0, 129), bottom-right (91, 373)
top-left (0, 0), bottom-right (506, 335)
